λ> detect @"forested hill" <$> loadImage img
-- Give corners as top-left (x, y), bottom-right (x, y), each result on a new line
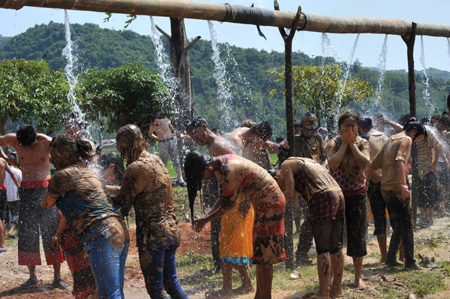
top-left (1, 22), bottom-right (450, 134)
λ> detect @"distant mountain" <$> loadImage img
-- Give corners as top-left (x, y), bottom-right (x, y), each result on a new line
top-left (1, 22), bottom-right (449, 134)
top-left (0, 35), bottom-right (11, 47)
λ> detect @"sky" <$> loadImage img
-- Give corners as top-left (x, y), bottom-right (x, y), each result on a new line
top-left (1, 0), bottom-right (450, 71)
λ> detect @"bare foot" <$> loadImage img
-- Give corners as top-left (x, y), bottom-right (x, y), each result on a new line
top-left (234, 285), bottom-right (254, 295)
top-left (355, 278), bottom-right (366, 289)
top-left (329, 286), bottom-right (343, 298)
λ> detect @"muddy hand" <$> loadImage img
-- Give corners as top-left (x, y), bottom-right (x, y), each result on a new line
top-left (192, 219), bottom-right (206, 232)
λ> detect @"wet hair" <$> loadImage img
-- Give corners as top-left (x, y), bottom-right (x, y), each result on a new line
top-left (403, 118), bottom-right (427, 141)
top-left (16, 125), bottom-right (37, 147)
top-left (116, 125), bottom-right (147, 164)
top-left (438, 115), bottom-right (450, 127)
top-left (66, 111), bottom-right (86, 127)
top-left (7, 152), bottom-right (17, 163)
top-left (186, 115), bottom-right (208, 130)
top-left (338, 110), bottom-right (360, 129)
top-left (146, 114), bottom-right (156, 124)
top-left (184, 151), bottom-right (212, 222)
top-left (360, 117), bottom-right (373, 131)
top-left (99, 152), bottom-right (125, 183)
top-left (50, 134), bottom-right (93, 169)
top-left (398, 114), bottom-right (412, 127)
top-left (241, 119), bottom-right (255, 128)
top-left (249, 121), bottom-right (272, 140)
top-left (431, 114), bottom-right (441, 124)
top-left (300, 112), bottom-right (318, 126)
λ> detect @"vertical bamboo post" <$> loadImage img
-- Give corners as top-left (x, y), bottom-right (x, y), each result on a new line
top-left (402, 22), bottom-right (418, 226)
top-left (276, 0), bottom-right (301, 270)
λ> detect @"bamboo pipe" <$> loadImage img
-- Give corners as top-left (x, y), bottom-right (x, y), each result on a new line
top-left (1, 0), bottom-right (450, 37)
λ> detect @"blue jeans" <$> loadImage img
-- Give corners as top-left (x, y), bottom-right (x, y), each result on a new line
top-left (81, 218), bottom-right (129, 299)
top-left (138, 231), bottom-right (187, 299)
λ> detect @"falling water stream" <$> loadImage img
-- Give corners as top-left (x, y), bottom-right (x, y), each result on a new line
top-left (342, 33), bottom-right (360, 85)
top-left (149, 16), bottom-right (175, 88)
top-left (370, 34), bottom-right (389, 116)
top-left (447, 38), bottom-right (450, 71)
top-left (208, 21), bottom-right (237, 132)
top-left (62, 10), bottom-right (84, 122)
top-left (420, 36), bottom-right (434, 115)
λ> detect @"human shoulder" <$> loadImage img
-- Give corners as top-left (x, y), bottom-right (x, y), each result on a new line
top-left (36, 133), bottom-right (52, 145)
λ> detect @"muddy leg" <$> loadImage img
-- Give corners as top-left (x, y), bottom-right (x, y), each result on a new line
top-left (330, 250), bottom-right (344, 297)
top-left (317, 253), bottom-right (330, 298)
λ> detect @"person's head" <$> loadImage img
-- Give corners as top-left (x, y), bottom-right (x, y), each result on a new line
top-left (248, 121), bottom-right (272, 142)
top-left (373, 114), bottom-right (385, 131)
top-left (431, 115), bottom-right (441, 126)
top-left (436, 115), bottom-right (450, 131)
top-left (7, 153), bottom-right (17, 165)
top-left (359, 117), bottom-right (373, 134)
top-left (398, 114), bottom-right (412, 127)
top-left (338, 110), bottom-right (360, 134)
top-left (146, 114), bottom-right (156, 125)
top-left (49, 134), bottom-right (93, 170)
top-left (99, 152), bottom-right (125, 185)
top-left (16, 125), bottom-right (37, 147)
top-left (65, 112), bottom-right (86, 137)
top-left (403, 118), bottom-right (427, 143)
top-left (186, 116), bottom-right (209, 146)
top-left (241, 119), bottom-right (255, 128)
top-left (116, 124), bottom-right (147, 164)
top-left (300, 112), bottom-right (319, 138)
top-left (184, 151), bottom-right (212, 222)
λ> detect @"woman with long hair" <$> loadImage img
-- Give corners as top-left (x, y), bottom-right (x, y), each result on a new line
top-left (42, 134), bottom-right (129, 299)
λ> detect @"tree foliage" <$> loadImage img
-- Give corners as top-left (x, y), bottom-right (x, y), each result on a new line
top-left (268, 65), bottom-right (376, 131)
top-left (0, 59), bottom-right (70, 134)
top-left (78, 63), bottom-right (170, 133)
top-left (1, 23), bottom-right (450, 137)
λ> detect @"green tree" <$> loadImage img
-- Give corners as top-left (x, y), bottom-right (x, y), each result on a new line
top-left (0, 59), bottom-right (70, 134)
top-left (78, 63), bottom-right (170, 134)
top-left (268, 64), bottom-right (376, 132)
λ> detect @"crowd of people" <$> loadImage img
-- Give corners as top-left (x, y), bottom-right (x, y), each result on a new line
top-left (1, 107), bottom-right (449, 299)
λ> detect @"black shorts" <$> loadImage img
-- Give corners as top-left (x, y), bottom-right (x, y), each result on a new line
top-left (312, 218), bottom-right (344, 255)
top-left (417, 172), bottom-right (438, 208)
top-left (345, 192), bottom-right (367, 257)
top-left (367, 181), bottom-right (387, 235)
top-left (0, 190), bottom-right (7, 221)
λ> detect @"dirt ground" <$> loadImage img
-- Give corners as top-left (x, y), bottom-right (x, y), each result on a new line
top-left (2, 219), bottom-right (450, 298)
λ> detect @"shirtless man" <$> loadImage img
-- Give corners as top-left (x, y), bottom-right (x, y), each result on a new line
top-left (148, 114), bottom-right (186, 187)
top-left (227, 121), bottom-right (282, 162)
top-left (0, 150), bottom-right (20, 252)
top-left (186, 116), bottom-right (254, 296)
top-left (0, 125), bottom-right (66, 288)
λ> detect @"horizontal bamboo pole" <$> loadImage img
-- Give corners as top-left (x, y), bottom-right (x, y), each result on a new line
top-left (1, 0), bottom-right (450, 37)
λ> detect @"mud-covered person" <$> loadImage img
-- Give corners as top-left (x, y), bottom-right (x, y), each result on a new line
top-left (0, 149), bottom-right (20, 252)
top-left (327, 110), bottom-right (370, 288)
top-left (42, 134), bottom-right (129, 298)
top-left (114, 125), bottom-right (187, 298)
top-left (147, 114), bottom-right (187, 187)
top-left (292, 112), bottom-right (328, 265)
top-left (359, 117), bottom-right (390, 263)
top-left (186, 116), bottom-right (254, 296)
top-left (366, 119), bottom-right (422, 270)
top-left (50, 113), bottom-right (101, 298)
top-left (0, 125), bottom-right (67, 288)
top-left (277, 157), bottom-right (345, 299)
top-left (186, 151), bottom-right (286, 299)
